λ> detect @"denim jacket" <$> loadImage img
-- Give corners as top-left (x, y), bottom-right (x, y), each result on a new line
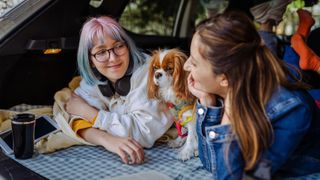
top-left (196, 87), bottom-right (320, 180)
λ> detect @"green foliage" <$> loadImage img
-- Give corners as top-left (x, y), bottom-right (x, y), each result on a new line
top-left (119, 0), bottom-right (180, 36)
top-left (288, 0), bottom-right (305, 9)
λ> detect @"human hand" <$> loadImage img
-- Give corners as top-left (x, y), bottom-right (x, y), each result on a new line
top-left (65, 93), bottom-right (98, 122)
top-left (187, 74), bottom-right (216, 106)
top-left (102, 135), bottom-right (144, 165)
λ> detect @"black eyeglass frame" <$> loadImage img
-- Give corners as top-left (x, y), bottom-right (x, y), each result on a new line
top-left (91, 41), bottom-right (127, 62)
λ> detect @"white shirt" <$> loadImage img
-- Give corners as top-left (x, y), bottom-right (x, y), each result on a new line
top-left (74, 61), bottom-right (173, 148)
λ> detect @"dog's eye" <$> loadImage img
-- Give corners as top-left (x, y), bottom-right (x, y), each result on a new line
top-left (153, 66), bottom-right (159, 71)
top-left (166, 67), bottom-right (173, 73)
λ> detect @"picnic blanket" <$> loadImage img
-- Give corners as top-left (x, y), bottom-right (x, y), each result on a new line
top-left (7, 142), bottom-right (320, 180)
top-left (12, 143), bottom-right (213, 180)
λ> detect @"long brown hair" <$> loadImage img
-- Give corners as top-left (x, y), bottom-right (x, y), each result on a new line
top-left (196, 11), bottom-right (307, 170)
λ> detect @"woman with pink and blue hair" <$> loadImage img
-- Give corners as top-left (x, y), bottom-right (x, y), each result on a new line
top-left (65, 16), bottom-right (172, 165)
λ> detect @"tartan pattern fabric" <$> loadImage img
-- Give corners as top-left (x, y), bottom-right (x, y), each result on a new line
top-left (8, 104), bottom-right (320, 179)
top-left (13, 144), bottom-right (212, 180)
top-left (9, 104), bottom-right (52, 112)
top-left (11, 144), bottom-right (320, 180)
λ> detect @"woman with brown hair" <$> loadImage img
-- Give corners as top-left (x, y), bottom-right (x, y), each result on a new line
top-left (184, 11), bottom-right (320, 179)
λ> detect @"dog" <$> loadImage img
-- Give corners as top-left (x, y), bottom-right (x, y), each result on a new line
top-left (147, 48), bottom-right (198, 161)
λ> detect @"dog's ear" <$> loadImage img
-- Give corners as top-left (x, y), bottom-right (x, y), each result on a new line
top-left (171, 49), bottom-right (192, 100)
top-left (147, 50), bottom-right (159, 99)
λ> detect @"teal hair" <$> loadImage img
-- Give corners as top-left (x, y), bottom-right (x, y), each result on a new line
top-left (77, 16), bottom-right (144, 85)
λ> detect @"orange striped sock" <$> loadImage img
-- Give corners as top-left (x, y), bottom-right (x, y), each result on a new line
top-left (297, 9), bottom-right (315, 38)
top-left (291, 33), bottom-right (320, 71)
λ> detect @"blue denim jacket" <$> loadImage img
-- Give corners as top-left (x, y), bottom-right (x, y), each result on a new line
top-left (196, 87), bottom-right (320, 179)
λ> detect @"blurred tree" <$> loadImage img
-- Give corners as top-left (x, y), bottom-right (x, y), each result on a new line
top-left (120, 0), bottom-right (180, 36)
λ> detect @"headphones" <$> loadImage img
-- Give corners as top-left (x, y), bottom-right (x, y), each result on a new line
top-left (93, 59), bottom-right (133, 97)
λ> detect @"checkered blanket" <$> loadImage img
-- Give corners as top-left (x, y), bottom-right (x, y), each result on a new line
top-left (10, 143), bottom-right (320, 180)
top-left (9, 104), bottom-right (52, 112)
top-left (8, 104), bottom-right (320, 180)
top-left (13, 144), bottom-right (212, 180)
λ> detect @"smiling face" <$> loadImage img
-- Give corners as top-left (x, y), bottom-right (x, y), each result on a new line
top-left (90, 34), bottom-right (130, 83)
top-left (184, 33), bottom-right (227, 97)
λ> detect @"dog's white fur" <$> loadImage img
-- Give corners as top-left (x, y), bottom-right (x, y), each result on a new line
top-left (147, 49), bottom-right (198, 161)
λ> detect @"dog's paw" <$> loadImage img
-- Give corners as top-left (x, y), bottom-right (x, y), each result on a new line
top-left (177, 145), bottom-right (197, 161)
top-left (194, 148), bottom-right (199, 157)
top-left (168, 137), bottom-right (186, 148)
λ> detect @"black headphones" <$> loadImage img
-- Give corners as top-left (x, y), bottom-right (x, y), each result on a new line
top-left (93, 59), bottom-right (133, 97)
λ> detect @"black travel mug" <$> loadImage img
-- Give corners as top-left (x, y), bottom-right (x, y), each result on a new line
top-left (11, 113), bottom-right (35, 159)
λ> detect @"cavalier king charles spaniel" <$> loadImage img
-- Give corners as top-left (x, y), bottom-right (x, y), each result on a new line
top-left (147, 49), bottom-right (198, 160)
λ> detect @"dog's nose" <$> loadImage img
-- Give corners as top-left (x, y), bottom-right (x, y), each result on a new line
top-left (155, 72), bottom-right (162, 79)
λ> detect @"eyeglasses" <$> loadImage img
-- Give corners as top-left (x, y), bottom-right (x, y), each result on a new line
top-left (91, 42), bottom-right (127, 62)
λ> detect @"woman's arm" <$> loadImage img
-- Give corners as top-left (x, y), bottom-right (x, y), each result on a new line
top-left (196, 100), bottom-right (245, 179)
top-left (66, 93), bottom-right (98, 123)
top-left (68, 77), bottom-right (172, 148)
top-left (199, 92), bottom-right (315, 179)
top-left (66, 93), bottom-right (145, 165)
top-left (92, 100), bottom-right (172, 148)
top-left (261, 101), bottom-right (313, 173)
top-left (78, 127), bottom-right (144, 164)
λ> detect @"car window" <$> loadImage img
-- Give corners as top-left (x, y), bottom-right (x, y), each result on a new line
top-left (192, 0), bottom-right (320, 37)
top-left (196, 0), bottom-right (228, 25)
top-left (0, 0), bottom-right (52, 43)
top-left (0, 0), bottom-right (25, 17)
top-left (119, 0), bottom-right (182, 36)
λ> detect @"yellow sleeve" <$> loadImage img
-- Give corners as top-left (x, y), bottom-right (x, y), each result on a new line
top-left (71, 116), bottom-right (97, 135)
